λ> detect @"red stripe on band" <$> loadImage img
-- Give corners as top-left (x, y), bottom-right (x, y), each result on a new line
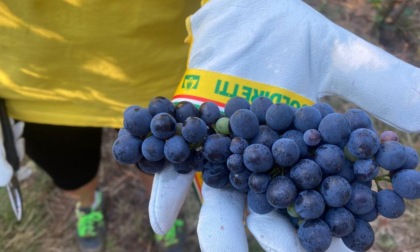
top-left (173, 94), bottom-right (226, 108)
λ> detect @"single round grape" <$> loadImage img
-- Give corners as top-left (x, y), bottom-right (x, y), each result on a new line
top-left (181, 117), bottom-right (208, 144)
top-left (248, 172), bottom-right (271, 193)
top-left (243, 144), bottom-right (273, 173)
top-left (343, 108), bottom-right (373, 131)
top-left (353, 159), bottom-right (379, 182)
top-left (229, 169), bottom-right (252, 192)
top-left (224, 97), bottom-right (250, 118)
top-left (375, 141), bottom-right (407, 171)
top-left (163, 135), bottom-right (190, 163)
top-left (294, 190), bottom-right (325, 220)
top-left (175, 101), bottom-right (199, 123)
top-left (342, 219), bottom-right (375, 252)
top-left (150, 112), bottom-right (177, 140)
top-left (215, 117), bottom-right (230, 135)
top-left (250, 96), bottom-right (273, 124)
top-left (318, 113), bottom-right (351, 145)
top-left (303, 129), bottom-right (322, 146)
top-left (324, 207), bottom-right (355, 237)
top-left (314, 144), bottom-right (345, 174)
top-left (112, 134), bottom-right (143, 165)
top-left (141, 135), bottom-right (165, 161)
top-left (266, 176), bottom-right (297, 209)
top-left (356, 199), bottom-right (379, 223)
top-left (392, 169), bottom-right (420, 199)
top-left (123, 105), bottom-right (153, 137)
top-left (312, 102), bottom-right (335, 118)
top-left (202, 162), bottom-right (230, 188)
top-left (226, 154), bottom-right (245, 173)
top-left (265, 103), bottom-right (294, 132)
top-left (229, 137), bottom-right (249, 154)
top-left (148, 96), bottom-right (175, 116)
top-left (249, 125), bottom-right (280, 149)
top-left (376, 189), bottom-right (405, 219)
top-left (199, 101), bottom-right (221, 126)
top-left (380, 130), bottom-right (399, 143)
top-left (337, 159), bottom-right (355, 183)
top-left (290, 159), bottom-right (323, 190)
top-left (298, 219), bottom-right (332, 252)
top-left (271, 138), bottom-right (300, 167)
top-left (293, 106), bottom-right (322, 133)
top-left (399, 146), bottom-right (419, 170)
top-left (229, 109), bottom-right (259, 140)
top-left (202, 133), bottom-right (232, 164)
top-left (184, 150), bottom-right (206, 172)
top-left (347, 128), bottom-right (380, 159)
top-left (136, 158), bottom-right (165, 174)
top-left (281, 130), bottom-right (308, 158)
top-left (320, 175), bottom-right (352, 208)
top-left (117, 128), bottom-right (130, 137)
top-left (345, 183), bottom-right (375, 215)
top-left (247, 190), bottom-right (274, 215)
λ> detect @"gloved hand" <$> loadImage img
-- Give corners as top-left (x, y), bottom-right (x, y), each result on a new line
top-left (149, 0), bottom-right (420, 251)
top-left (0, 118), bottom-right (25, 186)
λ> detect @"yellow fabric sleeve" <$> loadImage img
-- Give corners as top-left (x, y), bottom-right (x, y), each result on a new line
top-left (0, 0), bottom-right (200, 128)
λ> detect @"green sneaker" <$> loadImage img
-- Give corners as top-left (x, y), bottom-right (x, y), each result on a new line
top-left (155, 219), bottom-right (186, 252)
top-left (75, 190), bottom-right (106, 252)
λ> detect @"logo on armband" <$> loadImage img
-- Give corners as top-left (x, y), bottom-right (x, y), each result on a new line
top-left (182, 75), bottom-right (200, 90)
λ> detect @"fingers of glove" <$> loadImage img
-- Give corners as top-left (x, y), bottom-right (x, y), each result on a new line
top-left (197, 183), bottom-right (248, 252)
top-left (0, 146), bottom-right (13, 186)
top-left (246, 210), bottom-right (303, 252)
top-left (246, 210), bottom-right (352, 252)
top-left (149, 163), bottom-right (195, 235)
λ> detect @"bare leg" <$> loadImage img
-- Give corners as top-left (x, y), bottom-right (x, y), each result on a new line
top-left (64, 175), bottom-right (99, 207)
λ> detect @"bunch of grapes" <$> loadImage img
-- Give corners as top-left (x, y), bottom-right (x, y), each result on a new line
top-left (112, 96), bottom-right (420, 252)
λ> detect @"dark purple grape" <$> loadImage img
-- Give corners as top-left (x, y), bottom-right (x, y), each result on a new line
top-left (117, 128), bottom-right (130, 137)
top-left (249, 125), bottom-right (280, 148)
top-left (136, 158), bottom-right (165, 174)
top-left (248, 172), bottom-right (271, 193)
top-left (243, 144), bottom-right (273, 173)
top-left (164, 135), bottom-right (190, 163)
top-left (175, 101), bottom-right (199, 123)
top-left (141, 135), bottom-right (165, 161)
top-left (229, 137), bottom-right (249, 154)
top-left (290, 159), bottom-right (322, 190)
top-left (202, 134), bottom-right (232, 164)
top-left (224, 97), bottom-right (250, 118)
top-left (281, 130), bottom-right (308, 158)
top-left (392, 169), bottom-right (420, 199)
top-left (345, 183), bottom-right (375, 215)
top-left (293, 106), bottom-right (322, 133)
top-left (112, 134), bottom-right (143, 165)
top-left (202, 162), bottom-right (230, 188)
top-left (343, 108), bottom-right (373, 131)
top-left (375, 141), bottom-right (407, 171)
top-left (353, 159), bottom-right (379, 182)
top-left (226, 154), bottom-right (245, 173)
top-left (376, 189), bottom-right (405, 219)
top-left (303, 129), bottom-right (322, 146)
top-left (199, 101), bottom-right (221, 126)
top-left (229, 169), bottom-right (252, 192)
top-left (148, 96), bottom-right (175, 116)
top-left (265, 103), bottom-right (294, 132)
top-left (150, 112), bottom-right (177, 140)
top-left (266, 176), bottom-right (297, 209)
top-left (229, 109), bottom-right (259, 140)
top-left (312, 102), bottom-right (335, 118)
top-left (250, 96), bottom-right (273, 124)
top-left (337, 159), bottom-right (355, 183)
top-left (314, 144), bottom-right (345, 174)
top-left (399, 146), bottom-right (419, 170)
top-left (181, 117), bottom-right (208, 144)
top-left (320, 175), bottom-right (352, 208)
top-left (298, 219), bottom-right (332, 252)
top-left (294, 190), bottom-right (325, 220)
top-left (318, 113), bottom-right (351, 145)
top-left (247, 190), bottom-right (274, 214)
top-left (123, 105), bottom-right (152, 137)
top-left (380, 130), bottom-right (399, 143)
top-left (342, 219), bottom-right (375, 252)
top-left (271, 138), bottom-right (300, 167)
top-left (324, 207), bottom-right (355, 237)
top-left (347, 128), bottom-right (380, 159)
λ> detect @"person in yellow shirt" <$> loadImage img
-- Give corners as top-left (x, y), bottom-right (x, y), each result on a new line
top-left (0, 1), bottom-right (200, 251)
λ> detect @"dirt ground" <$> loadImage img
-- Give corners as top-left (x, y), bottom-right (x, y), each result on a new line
top-left (1, 1), bottom-right (420, 252)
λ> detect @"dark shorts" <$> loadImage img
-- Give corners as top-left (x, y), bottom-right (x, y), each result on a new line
top-left (23, 123), bottom-right (103, 190)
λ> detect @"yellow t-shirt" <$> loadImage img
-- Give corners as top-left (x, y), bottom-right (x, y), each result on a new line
top-left (0, 0), bottom-right (200, 128)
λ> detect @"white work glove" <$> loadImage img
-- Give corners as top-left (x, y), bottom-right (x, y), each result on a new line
top-left (150, 0), bottom-right (420, 251)
top-left (0, 118), bottom-right (25, 186)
